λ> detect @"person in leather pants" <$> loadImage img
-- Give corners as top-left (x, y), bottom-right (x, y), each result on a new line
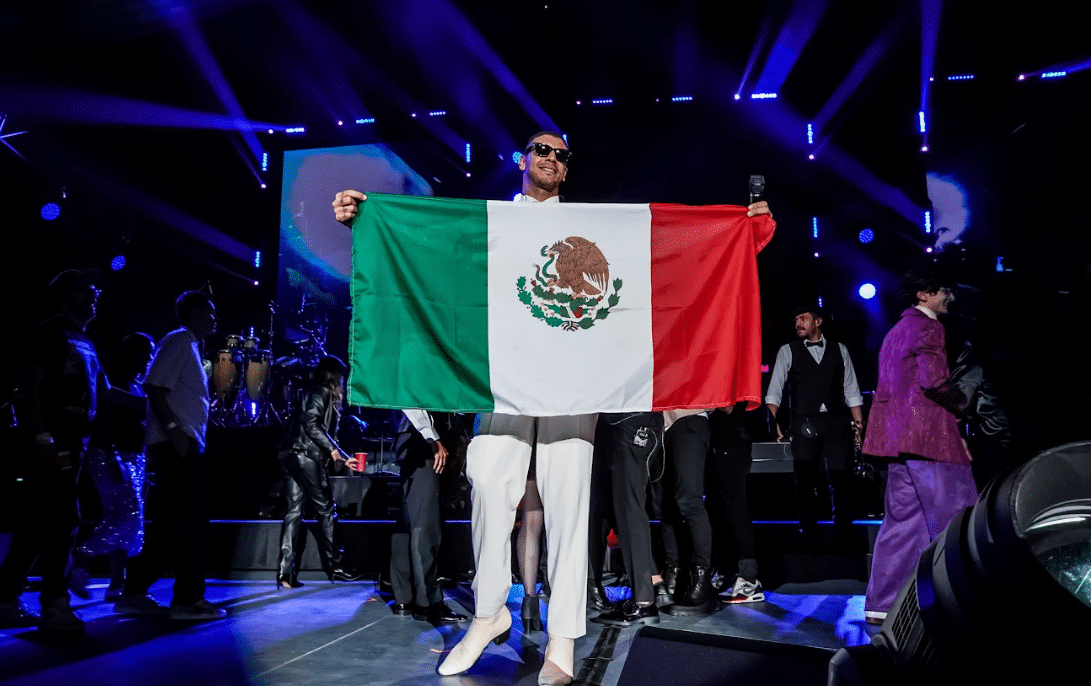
top-left (276, 356), bottom-right (361, 587)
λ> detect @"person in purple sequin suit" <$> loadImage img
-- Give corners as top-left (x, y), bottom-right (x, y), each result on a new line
top-left (861, 267), bottom-right (979, 625)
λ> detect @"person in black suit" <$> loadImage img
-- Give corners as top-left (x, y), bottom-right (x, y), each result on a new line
top-left (388, 410), bottom-right (468, 624)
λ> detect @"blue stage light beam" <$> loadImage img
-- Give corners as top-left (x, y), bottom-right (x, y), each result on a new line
top-left (753, 0), bottom-right (831, 95)
top-left (706, 62), bottom-right (928, 234)
top-left (920, 0), bottom-right (943, 129)
top-left (859, 228), bottom-right (874, 243)
top-left (0, 112), bottom-right (28, 161)
top-left (372, 0), bottom-right (559, 161)
top-left (1019, 54), bottom-right (1091, 80)
top-left (811, 20), bottom-right (898, 135)
top-left (736, 15), bottom-right (774, 100)
top-left (280, 3), bottom-right (375, 125)
top-left (161, 6), bottom-right (268, 170)
top-left (111, 255), bottom-right (126, 271)
top-left (858, 283), bottom-right (876, 300)
top-left (3, 86), bottom-right (280, 132)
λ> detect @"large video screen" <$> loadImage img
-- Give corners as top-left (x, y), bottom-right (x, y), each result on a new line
top-left (277, 144), bottom-right (433, 360)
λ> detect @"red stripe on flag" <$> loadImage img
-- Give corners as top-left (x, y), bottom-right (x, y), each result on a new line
top-left (649, 204), bottom-right (774, 410)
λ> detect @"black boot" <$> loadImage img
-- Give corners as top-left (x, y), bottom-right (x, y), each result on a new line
top-left (521, 595), bottom-right (543, 632)
top-left (656, 565), bottom-right (679, 606)
top-left (665, 566), bottom-right (716, 616)
top-left (587, 581), bottom-right (611, 611)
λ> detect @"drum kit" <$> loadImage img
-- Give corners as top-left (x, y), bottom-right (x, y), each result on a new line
top-left (208, 299), bottom-right (332, 428)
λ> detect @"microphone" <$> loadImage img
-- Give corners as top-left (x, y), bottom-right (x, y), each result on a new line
top-left (749, 175), bottom-right (765, 205)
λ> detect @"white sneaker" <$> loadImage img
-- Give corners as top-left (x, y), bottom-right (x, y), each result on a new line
top-left (865, 610), bottom-right (887, 625)
top-left (39, 599), bottom-right (85, 635)
top-left (722, 577), bottom-right (765, 603)
top-left (114, 594), bottom-right (169, 615)
top-left (169, 599), bottom-right (227, 620)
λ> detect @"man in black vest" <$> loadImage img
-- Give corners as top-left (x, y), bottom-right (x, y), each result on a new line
top-left (766, 307), bottom-right (864, 549)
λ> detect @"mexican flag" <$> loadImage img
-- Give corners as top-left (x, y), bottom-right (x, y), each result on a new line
top-left (348, 193), bottom-right (775, 416)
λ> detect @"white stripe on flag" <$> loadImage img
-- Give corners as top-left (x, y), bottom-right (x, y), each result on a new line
top-left (485, 201), bottom-right (654, 415)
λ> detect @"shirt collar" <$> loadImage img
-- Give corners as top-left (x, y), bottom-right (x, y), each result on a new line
top-left (515, 193), bottom-right (561, 204)
top-left (913, 304), bottom-right (938, 320)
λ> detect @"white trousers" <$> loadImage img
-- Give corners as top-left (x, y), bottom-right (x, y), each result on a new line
top-left (465, 413), bottom-right (596, 639)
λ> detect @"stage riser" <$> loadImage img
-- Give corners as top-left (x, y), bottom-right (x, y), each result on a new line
top-left (617, 626), bottom-right (834, 686)
top-left (198, 521), bottom-right (876, 587)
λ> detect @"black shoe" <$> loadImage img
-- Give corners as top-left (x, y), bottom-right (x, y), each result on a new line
top-left (538, 581), bottom-right (551, 598)
top-left (587, 582), bottom-right (611, 611)
top-left (592, 599), bottom-right (659, 627)
top-left (413, 602), bottom-right (467, 624)
top-left (391, 602), bottom-right (414, 616)
top-left (662, 565), bottom-right (680, 596)
top-left (666, 565), bottom-right (716, 616)
top-left (329, 568), bottom-right (365, 582)
top-left (521, 596), bottom-right (542, 632)
top-left (276, 575), bottom-right (304, 589)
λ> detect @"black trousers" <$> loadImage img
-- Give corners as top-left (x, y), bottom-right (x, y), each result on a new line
top-left (0, 447), bottom-right (80, 606)
top-left (124, 440), bottom-right (209, 606)
top-left (789, 413), bottom-right (854, 539)
top-left (390, 431), bottom-right (442, 607)
top-left (277, 450), bottom-right (343, 579)
top-left (662, 414), bottom-right (713, 569)
top-left (706, 410), bottom-right (758, 581)
top-left (589, 412), bottom-right (662, 604)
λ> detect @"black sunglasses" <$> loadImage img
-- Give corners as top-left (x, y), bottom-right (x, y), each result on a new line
top-left (524, 141), bottom-right (572, 164)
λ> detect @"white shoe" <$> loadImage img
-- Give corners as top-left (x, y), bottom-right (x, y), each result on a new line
top-left (437, 611), bottom-right (512, 675)
top-left (539, 635), bottom-right (574, 686)
top-left (865, 610), bottom-right (887, 625)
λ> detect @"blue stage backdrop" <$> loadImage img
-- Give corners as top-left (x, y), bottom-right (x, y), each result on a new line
top-left (277, 144), bottom-right (433, 356)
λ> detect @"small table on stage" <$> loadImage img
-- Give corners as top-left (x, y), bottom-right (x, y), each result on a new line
top-left (330, 475), bottom-right (371, 517)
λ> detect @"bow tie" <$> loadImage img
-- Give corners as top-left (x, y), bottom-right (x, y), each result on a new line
top-left (805, 340), bottom-right (824, 348)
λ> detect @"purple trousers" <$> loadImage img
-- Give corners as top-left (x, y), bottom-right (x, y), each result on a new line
top-left (865, 459), bottom-right (978, 615)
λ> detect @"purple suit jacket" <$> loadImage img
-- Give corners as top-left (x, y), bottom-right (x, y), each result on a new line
top-left (862, 307), bottom-right (970, 464)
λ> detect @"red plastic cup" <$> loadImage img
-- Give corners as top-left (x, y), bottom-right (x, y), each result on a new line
top-left (353, 452), bottom-right (367, 473)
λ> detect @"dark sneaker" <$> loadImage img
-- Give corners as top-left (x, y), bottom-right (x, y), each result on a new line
top-left (39, 599), bottom-right (85, 635)
top-left (329, 568), bottom-right (365, 582)
top-left (0, 600), bottom-right (40, 629)
top-left (169, 599), bottom-right (227, 620)
top-left (592, 599), bottom-right (660, 627)
top-left (722, 577), bottom-right (765, 603)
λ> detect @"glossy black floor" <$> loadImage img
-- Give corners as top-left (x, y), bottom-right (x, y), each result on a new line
top-left (0, 575), bottom-right (878, 686)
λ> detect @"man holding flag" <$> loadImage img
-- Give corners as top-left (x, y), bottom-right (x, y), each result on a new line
top-left (333, 131), bottom-right (773, 685)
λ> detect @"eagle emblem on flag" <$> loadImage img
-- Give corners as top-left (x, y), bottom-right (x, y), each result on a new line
top-left (516, 236), bottom-right (623, 331)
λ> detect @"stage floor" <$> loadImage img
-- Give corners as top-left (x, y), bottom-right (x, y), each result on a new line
top-left (0, 578), bottom-right (878, 685)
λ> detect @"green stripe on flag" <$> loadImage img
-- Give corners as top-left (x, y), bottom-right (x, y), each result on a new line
top-left (348, 194), bottom-right (493, 411)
